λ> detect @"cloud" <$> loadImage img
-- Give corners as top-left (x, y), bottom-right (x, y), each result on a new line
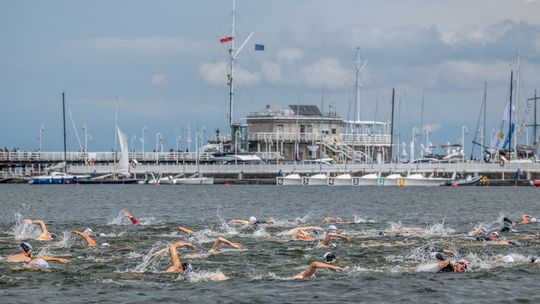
top-left (198, 61), bottom-right (261, 86)
top-left (261, 61), bottom-right (283, 83)
top-left (300, 58), bottom-right (351, 88)
top-left (276, 48), bottom-right (303, 62)
top-left (150, 73), bottom-right (168, 88)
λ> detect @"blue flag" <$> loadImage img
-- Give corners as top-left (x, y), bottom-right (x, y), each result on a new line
top-left (255, 44), bottom-right (265, 51)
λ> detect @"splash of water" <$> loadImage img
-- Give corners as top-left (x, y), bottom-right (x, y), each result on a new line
top-left (177, 270), bottom-right (228, 282)
top-left (132, 242), bottom-right (164, 273)
top-left (11, 212), bottom-right (40, 240)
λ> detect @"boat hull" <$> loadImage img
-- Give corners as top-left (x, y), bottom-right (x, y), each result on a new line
top-left (303, 175), bottom-right (328, 186)
top-left (174, 177), bottom-right (214, 185)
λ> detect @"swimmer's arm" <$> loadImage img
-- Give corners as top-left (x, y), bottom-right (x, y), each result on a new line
top-left (298, 226), bottom-right (323, 232)
top-left (34, 256), bottom-right (70, 264)
top-left (33, 220), bottom-right (49, 235)
top-left (209, 237), bottom-right (241, 252)
top-left (122, 210), bottom-right (141, 225)
top-left (177, 226), bottom-right (195, 235)
top-left (438, 259), bottom-right (450, 269)
top-left (153, 241), bottom-right (197, 257)
top-left (295, 262), bottom-right (343, 278)
top-left (71, 231), bottom-right (97, 247)
top-left (441, 249), bottom-right (455, 256)
top-left (325, 232), bottom-right (351, 243)
top-left (229, 220), bottom-right (248, 225)
top-left (166, 244), bottom-right (182, 272)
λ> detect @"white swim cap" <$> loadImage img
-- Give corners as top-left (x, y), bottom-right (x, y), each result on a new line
top-left (99, 233), bottom-right (107, 237)
top-left (33, 259), bottom-right (50, 269)
top-left (327, 225), bottom-right (337, 232)
top-left (502, 255), bottom-right (515, 263)
top-left (531, 218), bottom-right (537, 223)
top-left (83, 228), bottom-right (93, 235)
top-left (249, 216), bottom-right (257, 224)
top-left (101, 243), bottom-right (110, 248)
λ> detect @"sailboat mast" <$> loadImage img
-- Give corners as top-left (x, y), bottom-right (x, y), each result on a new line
top-left (509, 71), bottom-right (513, 160)
top-left (390, 88), bottom-right (395, 162)
top-left (227, 0), bottom-right (236, 130)
top-left (352, 47), bottom-right (360, 164)
top-left (62, 92), bottom-right (67, 173)
top-left (515, 54), bottom-right (520, 152)
top-left (483, 82), bottom-right (487, 151)
top-left (320, 87), bottom-right (324, 172)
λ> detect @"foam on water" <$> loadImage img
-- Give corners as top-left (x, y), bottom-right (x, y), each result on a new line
top-left (131, 242), bottom-right (165, 273)
top-left (178, 270), bottom-right (229, 282)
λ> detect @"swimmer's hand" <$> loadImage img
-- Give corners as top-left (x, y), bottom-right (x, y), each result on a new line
top-left (55, 258), bottom-right (70, 264)
top-left (230, 242), bottom-right (242, 249)
top-left (23, 219), bottom-right (32, 225)
top-left (122, 210), bottom-right (131, 218)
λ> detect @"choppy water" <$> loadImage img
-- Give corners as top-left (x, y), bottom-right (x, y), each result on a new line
top-left (0, 184), bottom-right (539, 303)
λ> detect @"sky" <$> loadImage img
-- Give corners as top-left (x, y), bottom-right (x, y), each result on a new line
top-left (1, 0), bottom-right (540, 156)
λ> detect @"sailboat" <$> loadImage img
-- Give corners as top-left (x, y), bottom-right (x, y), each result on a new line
top-left (29, 93), bottom-right (89, 184)
top-left (77, 127), bottom-right (137, 184)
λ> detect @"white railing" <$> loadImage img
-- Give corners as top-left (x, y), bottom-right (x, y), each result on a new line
top-left (208, 132), bottom-right (391, 145)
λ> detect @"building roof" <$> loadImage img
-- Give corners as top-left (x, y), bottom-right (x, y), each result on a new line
top-left (289, 105), bottom-right (322, 116)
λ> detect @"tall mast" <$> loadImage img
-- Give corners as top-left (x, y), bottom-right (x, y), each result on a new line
top-left (62, 92), bottom-right (67, 173)
top-left (390, 88), bottom-right (395, 162)
top-left (483, 82), bottom-right (487, 152)
top-left (508, 71), bottom-right (513, 160)
top-left (320, 87), bottom-right (324, 172)
top-left (114, 95), bottom-right (118, 166)
top-left (419, 82), bottom-right (426, 157)
top-left (352, 47), bottom-right (361, 164)
top-left (515, 54), bottom-right (520, 153)
top-left (227, 0), bottom-right (236, 130)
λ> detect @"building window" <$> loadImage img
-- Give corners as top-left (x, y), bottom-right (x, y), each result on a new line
top-left (331, 128), bottom-right (336, 134)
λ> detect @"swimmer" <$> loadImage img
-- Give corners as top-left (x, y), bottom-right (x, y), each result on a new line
top-left (435, 253), bottom-right (467, 273)
top-left (520, 214), bottom-right (536, 224)
top-left (292, 252), bottom-right (343, 279)
top-left (476, 231), bottom-right (499, 241)
top-left (23, 219), bottom-right (56, 241)
top-left (285, 226), bottom-right (324, 241)
top-left (71, 229), bottom-right (97, 247)
top-left (230, 216), bottom-right (260, 230)
top-left (208, 237), bottom-right (242, 253)
top-left (323, 217), bottom-right (343, 224)
top-left (5, 242), bottom-right (34, 263)
top-left (122, 210), bottom-right (141, 225)
top-left (177, 226), bottom-right (199, 243)
top-left (165, 244), bottom-right (192, 273)
top-left (153, 241), bottom-right (197, 257)
top-left (26, 256), bottom-right (70, 269)
top-left (470, 226), bottom-right (487, 237)
top-left (320, 225), bottom-right (350, 247)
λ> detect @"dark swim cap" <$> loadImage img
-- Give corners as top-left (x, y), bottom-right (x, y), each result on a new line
top-left (50, 233), bottom-right (58, 240)
top-left (20, 242), bottom-right (32, 252)
top-left (181, 262), bottom-right (193, 273)
top-left (324, 252), bottom-right (336, 262)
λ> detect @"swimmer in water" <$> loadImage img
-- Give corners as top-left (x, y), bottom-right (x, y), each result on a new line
top-left (153, 241), bottom-right (197, 257)
top-left (319, 225), bottom-right (351, 247)
top-left (5, 242), bottom-right (69, 266)
top-left (71, 228), bottom-right (97, 247)
top-left (292, 252), bottom-right (343, 279)
top-left (230, 216), bottom-right (260, 230)
top-left (22, 219), bottom-right (57, 241)
top-left (122, 210), bottom-right (141, 225)
top-left (5, 242), bottom-right (34, 263)
top-left (285, 226), bottom-right (324, 241)
top-left (435, 253), bottom-right (467, 273)
top-left (26, 256), bottom-right (70, 269)
top-left (476, 231), bottom-right (517, 246)
top-left (323, 217), bottom-right (343, 224)
top-left (208, 237), bottom-right (242, 253)
top-left (165, 244), bottom-right (192, 273)
top-left (470, 226), bottom-right (487, 237)
top-left (177, 226), bottom-right (199, 243)
top-left (520, 214), bottom-right (536, 224)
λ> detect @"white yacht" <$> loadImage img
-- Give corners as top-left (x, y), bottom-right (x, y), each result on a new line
top-left (305, 173), bottom-right (328, 186)
top-left (378, 173), bottom-right (402, 186)
top-left (354, 173), bottom-right (379, 186)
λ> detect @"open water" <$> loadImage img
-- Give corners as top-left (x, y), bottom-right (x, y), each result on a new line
top-left (0, 184), bottom-right (539, 303)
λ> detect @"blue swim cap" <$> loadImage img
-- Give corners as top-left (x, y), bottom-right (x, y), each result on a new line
top-left (181, 262), bottom-right (192, 273)
top-left (33, 259), bottom-right (50, 269)
top-left (20, 242), bottom-right (32, 252)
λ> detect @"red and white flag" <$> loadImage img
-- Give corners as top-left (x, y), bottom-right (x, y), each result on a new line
top-left (219, 36), bottom-right (233, 43)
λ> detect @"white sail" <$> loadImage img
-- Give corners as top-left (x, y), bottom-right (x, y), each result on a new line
top-left (115, 127), bottom-right (130, 177)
